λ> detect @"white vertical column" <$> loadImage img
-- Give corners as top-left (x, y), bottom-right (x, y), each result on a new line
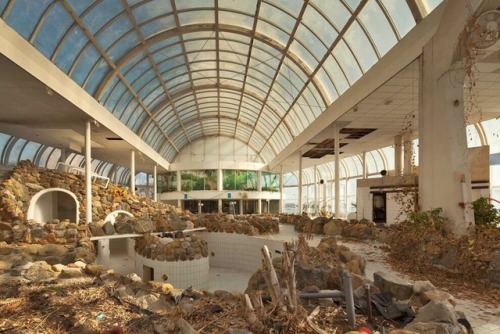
top-left (395, 134), bottom-right (403, 176)
top-left (217, 167), bottom-right (223, 213)
top-left (177, 170), bottom-right (182, 210)
top-left (153, 164), bottom-right (158, 202)
top-left (334, 123), bottom-right (340, 218)
top-left (130, 150), bottom-right (135, 195)
top-left (403, 131), bottom-right (413, 175)
top-left (419, 0), bottom-right (474, 234)
top-left (85, 121), bottom-right (92, 224)
top-left (279, 164), bottom-right (283, 213)
top-left (298, 151), bottom-right (303, 214)
top-left (258, 199), bottom-right (262, 214)
top-left (314, 165), bottom-right (318, 215)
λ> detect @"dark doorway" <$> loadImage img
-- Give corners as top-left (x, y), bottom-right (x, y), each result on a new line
top-left (372, 192), bottom-right (386, 223)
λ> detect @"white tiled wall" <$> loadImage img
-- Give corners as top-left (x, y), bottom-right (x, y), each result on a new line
top-left (135, 253), bottom-right (209, 289)
top-left (200, 232), bottom-right (285, 273)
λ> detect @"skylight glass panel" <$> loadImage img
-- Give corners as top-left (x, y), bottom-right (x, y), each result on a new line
top-left (19, 141), bottom-right (41, 162)
top-left (260, 2), bottom-right (296, 32)
top-left (219, 39), bottom-right (250, 58)
top-left (108, 32), bottom-right (140, 63)
top-left (131, 112), bottom-right (147, 133)
top-left (114, 91), bottom-right (134, 118)
top-left (256, 20), bottom-right (290, 47)
top-left (359, 1), bottom-right (398, 56)
top-left (380, 0), bottom-right (415, 38)
top-left (7, 138), bottom-right (26, 165)
top-left (96, 15), bottom-right (133, 51)
top-left (121, 99), bottom-right (139, 125)
top-left (289, 40), bottom-right (317, 71)
top-left (71, 44), bottom-right (101, 85)
top-left (324, 55), bottom-right (349, 94)
top-left (124, 58), bottom-right (150, 83)
top-left (119, 49), bottom-right (144, 70)
top-left (132, 0), bottom-right (172, 25)
top-left (332, 40), bottom-right (362, 84)
top-left (344, 0), bottom-right (362, 11)
top-left (132, 69), bottom-right (156, 92)
top-left (82, 0), bottom-right (124, 34)
top-left (38, 147), bottom-right (55, 167)
top-left (219, 0), bottom-right (257, 14)
top-left (150, 37), bottom-right (181, 54)
top-left (306, 0), bottom-right (351, 30)
top-left (247, 68), bottom-right (273, 87)
top-left (219, 11), bottom-right (254, 29)
top-left (0, 0), bottom-right (8, 16)
top-left (296, 24), bottom-right (327, 60)
top-left (4, 0), bottom-right (52, 39)
top-left (138, 78), bottom-right (160, 100)
top-left (187, 50), bottom-right (216, 62)
top-left (153, 44), bottom-right (184, 62)
top-left (84, 59), bottom-right (110, 95)
top-left (105, 81), bottom-right (127, 110)
top-left (140, 14), bottom-right (169, 35)
top-left (267, 0), bottom-right (303, 15)
top-left (175, 0), bottom-right (214, 10)
top-left (315, 68), bottom-right (338, 105)
top-left (184, 39), bottom-right (216, 52)
top-left (54, 27), bottom-right (90, 73)
top-left (344, 21), bottom-right (378, 72)
top-left (178, 10), bottom-right (214, 25)
top-left (157, 57), bottom-right (186, 77)
top-left (33, 2), bottom-right (73, 58)
top-left (302, 5), bottom-right (337, 46)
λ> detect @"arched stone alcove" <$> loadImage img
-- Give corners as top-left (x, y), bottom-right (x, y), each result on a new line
top-left (27, 188), bottom-right (79, 225)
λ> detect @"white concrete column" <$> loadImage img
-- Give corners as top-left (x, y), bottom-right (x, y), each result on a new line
top-left (218, 199), bottom-right (222, 213)
top-left (153, 164), bottom-right (158, 202)
top-left (85, 121), bottom-right (92, 224)
top-left (403, 131), bottom-right (413, 175)
top-left (96, 240), bottom-right (110, 267)
top-left (334, 123), bottom-right (340, 218)
top-left (258, 199), bottom-right (262, 214)
top-left (279, 164), bottom-right (284, 213)
top-left (217, 168), bottom-right (223, 191)
top-left (394, 134), bottom-right (403, 176)
top-left (419, 0), bottom-right (474, 235)
top-left (322, 180), bottom-right (327, 212)
top-left (314, 165), bottom-right (318, 215)
top-left (130, 150), bottom-right (135, 195)
top-left (257, 171), bottom-right (262, 191)
top-left (177, 170), bottom-right (182, 192)
top-left (239, 199), bottom-right (243, 215)
top-left (298, 151), bottom-right (303, 214)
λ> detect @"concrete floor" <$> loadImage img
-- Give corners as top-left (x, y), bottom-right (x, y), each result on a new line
top-left (107, 224), bottom-right (500, 334)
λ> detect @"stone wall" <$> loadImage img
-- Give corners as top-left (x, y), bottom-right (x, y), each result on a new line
top-left (135, 233), bottom-right (208, 262)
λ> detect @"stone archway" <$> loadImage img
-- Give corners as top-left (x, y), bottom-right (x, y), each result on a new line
top-left (27, 188), bottom-right (79, 225)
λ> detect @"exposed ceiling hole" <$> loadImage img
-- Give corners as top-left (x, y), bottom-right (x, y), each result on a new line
top-left (340, 128), bottom-right (377, 139)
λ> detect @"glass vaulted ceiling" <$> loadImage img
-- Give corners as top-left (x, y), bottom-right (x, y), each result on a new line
top-left (0, 0), bottom-right (420, 163)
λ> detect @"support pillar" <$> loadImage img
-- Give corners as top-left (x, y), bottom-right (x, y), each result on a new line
top-left (85, 121), bottom-right (92, 224)
top-left (153, 164), bottom-right (157, 202)
top-left (314, 165), bottom-right (318, 215)
top-left (258, 199), bottom-right (262, 214)
top-left (298, 151), bottom-right (303, 214)
top-left (130, 150), bottom-right (135, 195)
top-left (395, 134), bottom-right (403, 176)
top-left (403, 131), bottom-right (413, 175)
top-left (279, 164), bottom-right (283, 213)
top-left (419, 0), bottom-right (474, 234)
top-left (334, 123), bottom-right (340, 218)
